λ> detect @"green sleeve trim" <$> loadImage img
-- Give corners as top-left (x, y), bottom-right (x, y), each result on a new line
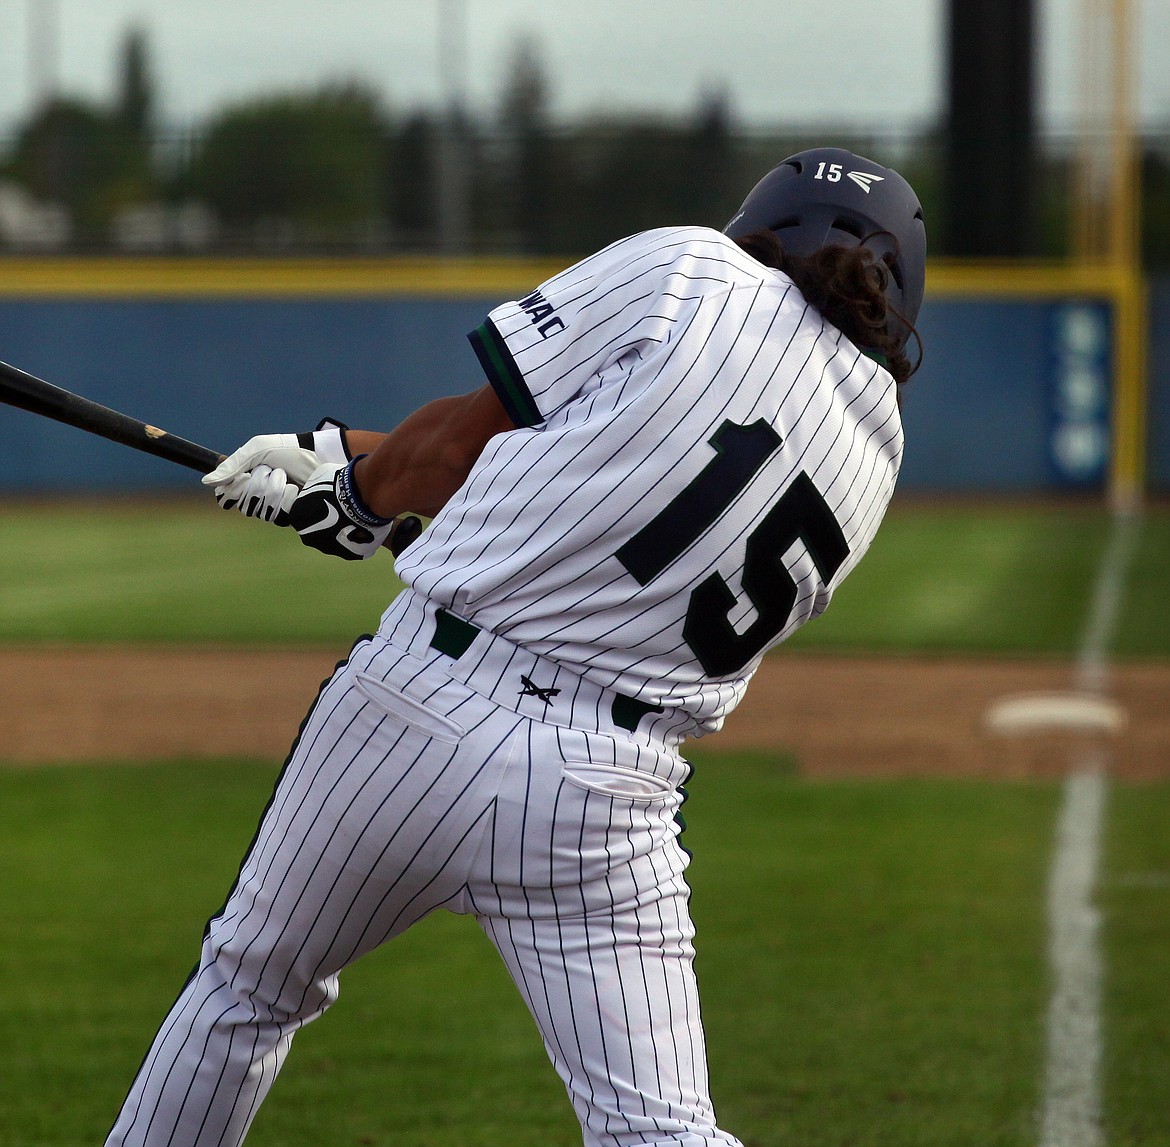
top-left (468, 319), bottom-right (542, 428)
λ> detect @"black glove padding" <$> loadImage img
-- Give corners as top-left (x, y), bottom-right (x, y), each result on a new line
top-left (288, 460), bottom-right (393, 560)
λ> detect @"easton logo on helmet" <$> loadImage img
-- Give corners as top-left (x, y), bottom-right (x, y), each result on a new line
top-left (846, 171), bottom-right (885, 193)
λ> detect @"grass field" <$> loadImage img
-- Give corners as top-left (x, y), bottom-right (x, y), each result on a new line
top-left (787, 499), bottom-right (1170, 658)
top-left (0, 496), bottom-right (1168, 655)
top-left (1, 757), bottom-right (1166, 1146)
top-left (1, 496), bottom-right (1169, 1144)
top-left (0, 757), bottom-right (1059, 1146)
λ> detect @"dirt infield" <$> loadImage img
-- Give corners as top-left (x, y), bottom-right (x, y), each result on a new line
top-left (2, 646), bottom-right (1167, 779)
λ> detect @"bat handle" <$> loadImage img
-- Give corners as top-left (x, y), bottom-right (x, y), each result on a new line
top-left (389, 515), bottom-right (423, 557)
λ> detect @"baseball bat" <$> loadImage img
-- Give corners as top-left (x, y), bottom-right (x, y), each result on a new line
top-left (0, 357), bottom-right (223, 473)
top-left (0, 357), bottom-right (420, 554)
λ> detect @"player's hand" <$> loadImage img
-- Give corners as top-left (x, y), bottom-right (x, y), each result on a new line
top-left (202, 425), bottom-right (350, 525)
top-left (210, 462), bottom-right (298, 524)
top-left (287, 459), bottom-right (394, 560)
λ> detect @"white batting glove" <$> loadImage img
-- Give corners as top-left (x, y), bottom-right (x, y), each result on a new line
top-left (202, 424), bottom-right (350, 525)
top-left (210, 463), bottom-right (297, 524)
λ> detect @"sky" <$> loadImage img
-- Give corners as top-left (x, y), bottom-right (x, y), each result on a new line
top-left (0, 0), bottom-right (1167, 137)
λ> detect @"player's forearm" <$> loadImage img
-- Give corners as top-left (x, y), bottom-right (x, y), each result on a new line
top-left (344, 430), bottom-right (391, 457)
top-left (350, 386), bottom-right (515, 520)
top-left (352, 443), bottom-right (465, 521)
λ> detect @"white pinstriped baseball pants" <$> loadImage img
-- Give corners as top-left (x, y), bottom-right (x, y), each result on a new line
top-left (106, 599), bottom-right (742, 1147)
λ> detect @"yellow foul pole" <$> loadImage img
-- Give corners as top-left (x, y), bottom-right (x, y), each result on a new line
top-left (1107, 0), bottom-right (1146, 508)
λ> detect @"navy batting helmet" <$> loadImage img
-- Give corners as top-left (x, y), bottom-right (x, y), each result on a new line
top-left (724, 147), bottom-right (926, 348)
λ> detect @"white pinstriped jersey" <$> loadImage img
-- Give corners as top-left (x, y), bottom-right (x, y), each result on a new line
top-left (394, 225), bottom-right (902, 735)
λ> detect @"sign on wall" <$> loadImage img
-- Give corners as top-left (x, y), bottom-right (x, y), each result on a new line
top-left (1047, 302), bottom-right (1112, 488)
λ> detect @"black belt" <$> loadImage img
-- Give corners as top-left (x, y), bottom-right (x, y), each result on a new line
top-left (429, 608), bottom-right (663, 732)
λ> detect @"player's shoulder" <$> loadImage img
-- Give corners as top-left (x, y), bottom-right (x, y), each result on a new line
top-left (606, 226), bottom-right (778, 285)
top-left (540, 226), bottom-right (779, 308)
top-left (620, 224), bottom-right (751, 259)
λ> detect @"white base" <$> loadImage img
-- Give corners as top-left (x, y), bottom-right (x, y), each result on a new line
top-left (984, 692), bottom-right (1128, 736)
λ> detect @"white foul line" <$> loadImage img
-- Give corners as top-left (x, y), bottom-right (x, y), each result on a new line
top-left (1037, 504), bottom-right (1141, 1147)
top-left (1074, 506), bottom-right (1143, 695)
top-left (1038, 759), bottom-right (1106, 1147)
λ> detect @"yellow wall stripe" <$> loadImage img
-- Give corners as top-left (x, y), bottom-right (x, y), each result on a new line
top-left (0, 257), bottom-right (570, 298)
top-left (927, 260), bottom-right (1139, 298)
top-left (0, 256), bottom-right (1138, 301)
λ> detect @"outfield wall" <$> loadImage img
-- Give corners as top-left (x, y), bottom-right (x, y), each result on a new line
top-left (0, 261), bottom-right (1165, 494)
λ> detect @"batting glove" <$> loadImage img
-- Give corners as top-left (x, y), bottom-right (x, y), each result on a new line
top-left (211, 462), bottom-right (299, 524)
top-left (287, 458), bottom-right (394, 560)
top-left (202, 421), bottom-right (351, 526)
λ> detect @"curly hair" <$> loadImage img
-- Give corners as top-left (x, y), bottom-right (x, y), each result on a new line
top-left (733, 229), bottom-right (921, 386)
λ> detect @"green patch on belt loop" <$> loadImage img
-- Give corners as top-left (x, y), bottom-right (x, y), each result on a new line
top-left (431, 609), bottom-right (479, 659)
top-left (612, 694), bottom-right (665, 732)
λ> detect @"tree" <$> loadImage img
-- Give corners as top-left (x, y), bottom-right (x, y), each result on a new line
top-left (187, 84), bottom-right (389, 243)
top-left (117, 26), bottom-right (154, 142)
top-left (384, 111), bottom-right (440, 247)
top-left (496, 37), bottom-right (556, 253)
top-left (542, 91), bottom-right (740, 256)
top-left (555, 119), bottom-right (697, 253)
top-left (0, 26), bottom-right (158, 245)
top-left (679, 89), bottom-right (738, 228)
top-left (5, 96), bottom-right (153, 242)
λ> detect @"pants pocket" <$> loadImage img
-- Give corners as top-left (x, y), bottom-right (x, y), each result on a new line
top-left (560, 761), bottom-right (676, 801)
top-left (353, 672), bottom-right (467, 745)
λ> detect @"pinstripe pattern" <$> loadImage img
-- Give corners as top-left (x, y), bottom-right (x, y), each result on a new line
top-left (108, 620), bottom-right (736, 1146)
top-left (109, 226), bottom-right (901, 1146)
top-left (400, 226), bottom-right (901, 733)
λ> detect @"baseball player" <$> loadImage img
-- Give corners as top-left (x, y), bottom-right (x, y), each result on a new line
top-left (107, 147), bottom-right (926, 1147)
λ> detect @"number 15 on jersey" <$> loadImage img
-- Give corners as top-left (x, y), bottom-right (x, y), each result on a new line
top-left (617, 419), bottom-right (850, 677)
